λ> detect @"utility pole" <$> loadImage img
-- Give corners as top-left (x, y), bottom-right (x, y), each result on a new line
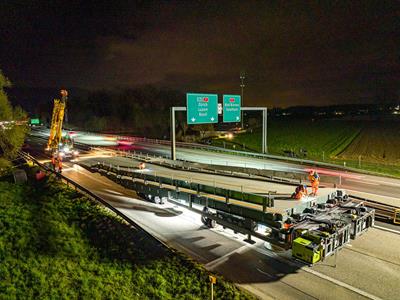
top-left (240, 71), bottom-right (245, 129)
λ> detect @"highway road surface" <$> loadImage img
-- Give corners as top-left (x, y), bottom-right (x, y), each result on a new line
top-left (62, 159), bottom-right (400, 300)
top-left (130, 141), bottom-right (400, 201)
top-left (25, 136), bottom-right (400, 300)
top-left (30, 129), bottom-right (400, 204)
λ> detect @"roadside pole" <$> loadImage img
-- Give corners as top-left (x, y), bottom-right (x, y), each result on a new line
top-left (241, 107), bottom-right (268, 154)
top-left (209, 275), bottom-right (216, 300)
top-left (170, 107), bottom-right (186, 161)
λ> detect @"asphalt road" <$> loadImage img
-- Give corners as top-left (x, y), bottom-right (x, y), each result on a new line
top-left (59, 158), bottom-right (400, 300)
top-left (129, 141), bottom-right (400, 201)
top-left (30, 129), bottom-right (400, 202)
top-left (25, 136), bottom-right (400, 299)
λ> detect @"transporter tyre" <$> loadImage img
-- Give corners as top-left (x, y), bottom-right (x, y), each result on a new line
top-left (207, 218), bottom-right (217, 228)
top-left (201, 216), bottom-right (208, 225)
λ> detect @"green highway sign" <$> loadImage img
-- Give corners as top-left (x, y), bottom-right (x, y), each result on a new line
top-left (187, 93), bottom-right (218, 124)
top-left (30, 118), bottom-right (40, 125)
top-left (223, 95), bottom-right (241, 122)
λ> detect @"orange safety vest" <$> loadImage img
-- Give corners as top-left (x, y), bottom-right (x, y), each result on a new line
top-left (295, 191), bottom-right (303, 200)
top-left (283, 222), bottom-right (293, 230)
top-left (309, 174), bottom-right (319, 183)
top-left (35, 171), bottom-right (45, 181)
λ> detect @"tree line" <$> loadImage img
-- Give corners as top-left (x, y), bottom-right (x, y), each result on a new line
top-left (67, 87), bottom-right (185, 138)
top-left (0, 69), bottom-right (28, 169)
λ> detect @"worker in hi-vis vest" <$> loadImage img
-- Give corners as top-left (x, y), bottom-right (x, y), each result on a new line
top-left (308, 170), bottom-right (320, 196)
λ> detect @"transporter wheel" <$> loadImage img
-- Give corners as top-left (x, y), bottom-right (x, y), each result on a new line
top-left (207, 218), bottom-right (216, 228)
top-left (201, 207), bottom-right (208, 225)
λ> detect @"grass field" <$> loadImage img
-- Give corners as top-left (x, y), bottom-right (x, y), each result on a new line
top-left (0, 174), bottom-right (254, 299)
top-left (339, 121), bottom-right (400, 164)
top-left (211, 118), bottom-right (400, 177)
top-left (214, 119), bottom-right (361, 159)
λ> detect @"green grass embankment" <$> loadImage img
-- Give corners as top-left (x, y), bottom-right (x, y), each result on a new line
top-left (0, 175), bottom-right (254, 299)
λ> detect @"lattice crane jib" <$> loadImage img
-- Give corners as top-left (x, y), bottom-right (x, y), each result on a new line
top-left (46, 90), bottom-right (68, 152)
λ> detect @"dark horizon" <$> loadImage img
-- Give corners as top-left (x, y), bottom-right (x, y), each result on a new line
top-left (1, 1), bottom-right (399, 107)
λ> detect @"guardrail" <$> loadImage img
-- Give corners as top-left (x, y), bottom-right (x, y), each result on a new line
top-left (95, 148), bottom-right (340, 188)
top-left (84, 162), bottom-right (285, 229)
top-left (116, 135), bottom-right (349, 169)
top-left (30, 128), bottom-right (396, 178)
top-left (105, 133), bottom-right (397, 178)
top-left (17, 151), bottom-right (173, 249)
top-left (93, 161), bottom-right (275, 208)
top-left (349, 195), bottom-right (400, 224)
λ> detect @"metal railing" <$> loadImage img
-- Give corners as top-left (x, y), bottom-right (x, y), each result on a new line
top-left (349, 194), bottom-right (400, 224)
top-left (92, 161), bottom-right (275, 208)
top-left (18, 151), bottom-right (173, 249)
top-left (29, 129), bottom-right (397, 178)
top-left (93, 147), bottom-right (341, 188)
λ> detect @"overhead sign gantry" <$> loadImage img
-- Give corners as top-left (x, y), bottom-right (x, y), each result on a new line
top-left (171, 92), bottom-right (267, 160)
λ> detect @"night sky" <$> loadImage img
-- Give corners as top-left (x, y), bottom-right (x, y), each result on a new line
top-left (0, 1), bottom-right (399, 107)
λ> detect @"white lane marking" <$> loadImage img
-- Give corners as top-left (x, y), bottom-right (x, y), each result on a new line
top-left (347, 177), bottom-right (400, 187)
top-left (65, 164), bottom-right (113, 187)
top-left (374, 225), bottom-right (400, 235)
top-left (204, 245), bottom-right (247, 269)
top-left (304, 268), bottom-right (383, 300)
top-left (256, 268), bottom-right (274, 278)
top-left (354, 178), bottom-right (400, 188)
top-left (60, 161), bottom-right (383, 300)
top-left (345, 179), bottom-right (380, 186)
top-left (249, 245), bottom-right (383, 300)
top-left (346, 190), bottom-right (399, 202)
top-left (102, 188), bottom-right (123, 196)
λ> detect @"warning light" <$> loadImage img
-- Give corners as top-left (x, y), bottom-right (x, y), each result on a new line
top-left (203, 97), bottom-right (209, 102)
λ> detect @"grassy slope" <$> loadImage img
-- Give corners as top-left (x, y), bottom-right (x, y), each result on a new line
top-left (0, 177), bottom-right (254, 300)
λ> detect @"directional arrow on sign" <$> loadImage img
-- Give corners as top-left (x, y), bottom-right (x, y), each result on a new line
top-left (236, 116), bottom-right (240, 121)
top-left (210, 117), bottom-right (215, 121)
top-left (191, 117), bottom-right (196, 122)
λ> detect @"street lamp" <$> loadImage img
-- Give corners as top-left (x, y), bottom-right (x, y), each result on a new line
top-left (240, 71), bottom-right (245, 129)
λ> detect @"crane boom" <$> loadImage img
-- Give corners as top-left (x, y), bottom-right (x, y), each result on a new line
top-left (46, 90), bottom-right (67, 151)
